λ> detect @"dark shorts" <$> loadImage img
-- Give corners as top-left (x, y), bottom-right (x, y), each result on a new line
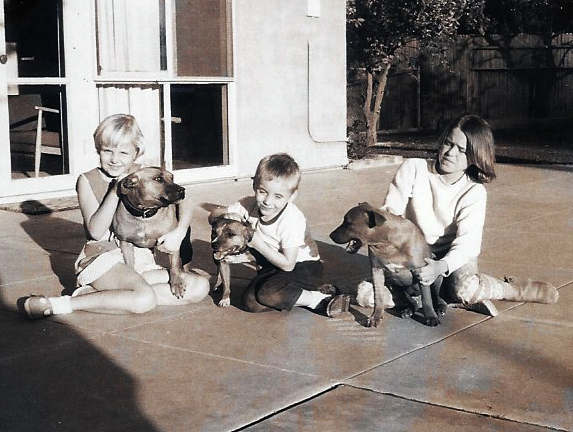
top-left (243, 260), bottom-right (323, 312)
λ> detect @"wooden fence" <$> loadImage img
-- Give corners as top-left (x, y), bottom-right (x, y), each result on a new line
top-left (348, 34), bottom-right (573, 132)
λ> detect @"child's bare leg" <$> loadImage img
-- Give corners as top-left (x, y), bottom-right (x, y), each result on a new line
top-left (70, 263), bottom-right (157, 314)
top-left (142, 269), bottom-right (210, 305)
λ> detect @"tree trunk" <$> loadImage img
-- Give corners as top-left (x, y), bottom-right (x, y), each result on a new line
top-left (364, 63), bottom-right (392, 147)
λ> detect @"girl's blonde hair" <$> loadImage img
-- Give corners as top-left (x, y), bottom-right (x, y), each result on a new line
top-left (93, 114), bottom-right (145, 157)
top-left (438, 114), bottom-right (496, 183)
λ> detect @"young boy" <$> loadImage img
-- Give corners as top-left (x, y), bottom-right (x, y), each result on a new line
top-left (212, 153), bottom-right (349, 316)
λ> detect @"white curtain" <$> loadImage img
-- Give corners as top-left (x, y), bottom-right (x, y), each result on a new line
top-left (96, 0), bottom-right (161, 72)
top-left (96, 0), bottom-right (163, 166)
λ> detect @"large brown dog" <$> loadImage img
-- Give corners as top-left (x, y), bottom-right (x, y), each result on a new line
top-left (112, 166), bottom-right (187, 298)
top-left (330, 202), bottom-right (446, 327)
top-left (209, 213), bottom-right (256, 307)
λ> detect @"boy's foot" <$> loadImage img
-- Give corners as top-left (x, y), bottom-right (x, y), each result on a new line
top-left (316, 294), bottom-right (350, 318)
top-left (316, 283), bottom-right (342, 296)
top-left (451, 300), bottom-right (499, 317)
top-left (23, 296), bottom-right (53, 319)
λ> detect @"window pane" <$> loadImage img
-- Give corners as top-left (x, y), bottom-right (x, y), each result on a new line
top-left (9, 86), bottom-right (68, 178)
top-left (4, 0), bottom-right (65, 78)
top-left (174, 0), bottom-right (232, 77)
top-left (170, 84), bottom-right (228, 169)
top-left (96, 0), bottom-right (164, 73)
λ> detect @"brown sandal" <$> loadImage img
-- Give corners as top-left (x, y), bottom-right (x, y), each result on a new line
top-left (319, 294), bottom-right (350, 318)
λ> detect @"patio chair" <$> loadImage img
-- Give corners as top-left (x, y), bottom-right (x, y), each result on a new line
top-left (10, 95), bottom-right (62, 177)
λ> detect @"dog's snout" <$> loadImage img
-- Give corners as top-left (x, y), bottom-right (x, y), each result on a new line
top-left (173, 185), bottom-right (185, 199)
top-left (329, 226), bottom-right (346, 244)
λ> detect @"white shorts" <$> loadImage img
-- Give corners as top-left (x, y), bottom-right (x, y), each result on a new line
top-left (76, 246), bottom-right (164, 287)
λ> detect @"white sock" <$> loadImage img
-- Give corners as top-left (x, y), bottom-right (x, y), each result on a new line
top-left (295, 290), bottom-right (329, 309)
top-left (48, 295), bottom-right (72, 315)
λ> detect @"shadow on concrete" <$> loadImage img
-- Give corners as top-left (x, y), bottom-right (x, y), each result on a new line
top-left (18, 200), bottom-right (84, 295)
top-left (0, 293), bottom-right (158, 431)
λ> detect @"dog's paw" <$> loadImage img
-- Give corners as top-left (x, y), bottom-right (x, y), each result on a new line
top-left (435, 302), bottom-right (447, 316)
top-left (400, 307), bottom-right (415, 319)
top-left (218, 297), bottom-right (231, 308)
top-left (424, 314), bottom-right (441, 327)
top-left (170, 282), bottom-right (187, 299)
top-left (366, 313), bottom-right (383, 328)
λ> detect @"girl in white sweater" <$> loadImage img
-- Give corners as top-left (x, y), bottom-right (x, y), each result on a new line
top-left (382, 114), bottom-right (558, 316)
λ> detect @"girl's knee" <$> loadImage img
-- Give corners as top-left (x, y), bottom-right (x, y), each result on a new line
top-left (181, 272), bottom-right (210, 303)
top-left (449, 273), bottom-right (480, 304)
top-left (131, 284), bottom-right (158, 313)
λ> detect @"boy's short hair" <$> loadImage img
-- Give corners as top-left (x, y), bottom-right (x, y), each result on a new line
top-left (93, 114), bottom-right (145, 157)
top-left (253, 153), bottom-right (301, 192)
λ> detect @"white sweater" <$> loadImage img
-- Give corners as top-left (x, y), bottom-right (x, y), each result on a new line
top-left (382, 158), bottom-right (487, 275)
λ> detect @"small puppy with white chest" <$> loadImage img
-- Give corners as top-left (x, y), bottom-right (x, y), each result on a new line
top-left (209, 212), bottom-right (256, 307)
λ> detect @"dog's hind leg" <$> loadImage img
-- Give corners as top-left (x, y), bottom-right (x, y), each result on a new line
top-left (400, 288), bottom-right (420, 319)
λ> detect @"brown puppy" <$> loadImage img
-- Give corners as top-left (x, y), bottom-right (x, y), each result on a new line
top-left (112, 166), bottom-right (187, 298)
top-left (209, 213), bottom-right (255, 307)
top-left (330, 202), bottom-right (446, 327)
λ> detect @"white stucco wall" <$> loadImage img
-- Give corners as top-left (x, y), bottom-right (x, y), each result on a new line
top-left (233, 0), bottom-right (348, 176)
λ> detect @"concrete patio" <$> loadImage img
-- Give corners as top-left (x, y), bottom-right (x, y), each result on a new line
top-left (0, 160), bottom-right (571, 432)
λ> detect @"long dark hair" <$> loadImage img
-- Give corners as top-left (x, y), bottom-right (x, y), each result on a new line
top-left (438, 114), bottom-right (496, 183)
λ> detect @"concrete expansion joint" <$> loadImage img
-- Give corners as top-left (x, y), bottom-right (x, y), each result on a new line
top-left (234, 384), bottom-right (344, 432)
top-left (346, 387), bottom-right (567, 431)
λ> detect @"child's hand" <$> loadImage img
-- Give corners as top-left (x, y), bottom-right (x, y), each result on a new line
top-left (415, 258), bottom-right (447, 286)
top-left (247, 231), bottom-right (264, 251)
top-left (156, 228), bottom-right (186, 254)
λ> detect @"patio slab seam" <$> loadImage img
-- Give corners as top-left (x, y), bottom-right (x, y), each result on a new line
top-left (105, 332), bottom-right (342, 380)
top-left (504, 316), bottom-right (573, 328)
top-left (235, 384), bottom-right (345, 431)
top-left (483, 208), bottom-right (573, 231)
top-left (341, 385), bottom-right (568, 432)
top-left (0, 273), bottom-right (59, 288)
top-left (340, 315), bottom-right (496, 384)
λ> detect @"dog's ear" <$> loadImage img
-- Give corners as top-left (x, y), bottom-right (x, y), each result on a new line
top-left (120, 174), bottom-right (140, 194)
top-left (366, 209), bottom-right (386, 228)
top-left (245, 225), bottom-right (256, 242)
top-left (207, 206), bottom-right (227, 225)
top-left (359, 201), bottom-right (370, 207)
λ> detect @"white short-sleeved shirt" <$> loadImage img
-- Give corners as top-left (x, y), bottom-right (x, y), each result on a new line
top-left (227, 196), bottom-right (320, 263)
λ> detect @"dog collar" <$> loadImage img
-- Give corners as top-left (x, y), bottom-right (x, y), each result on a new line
top-left (121, 197), bottom-right (159, 218)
